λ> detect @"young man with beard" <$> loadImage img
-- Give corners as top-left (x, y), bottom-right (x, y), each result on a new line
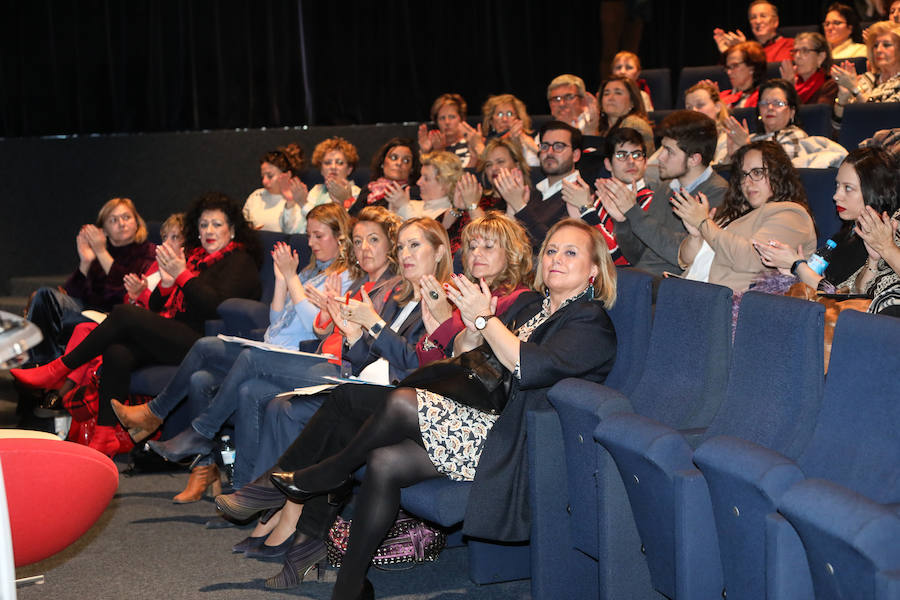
top-left (596, 111), bottom-right (729, 276)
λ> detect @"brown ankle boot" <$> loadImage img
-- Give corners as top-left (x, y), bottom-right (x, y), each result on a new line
top-left (173, 464), bottom-right (222, 504)
top-left (111, 399), bottom-right (163, 434)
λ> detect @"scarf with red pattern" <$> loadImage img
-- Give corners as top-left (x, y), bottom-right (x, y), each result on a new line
top-left (795, 69), bottom-right (826, 104)
top-left (366, 177), bottom-right (403, 204)
top-left (159, 241), bottom-right (242, 318)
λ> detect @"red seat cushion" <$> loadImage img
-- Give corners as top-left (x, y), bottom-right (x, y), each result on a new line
top-left (0, 438), bottom-right (118, 566)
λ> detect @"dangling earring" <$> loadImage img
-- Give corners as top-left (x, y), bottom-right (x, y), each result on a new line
top-left (587, 275), bottom-right (596, 300)
top-left (544, 287), bottom-right (550, 299)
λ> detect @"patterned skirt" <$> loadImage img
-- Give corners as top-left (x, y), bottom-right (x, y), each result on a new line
top-left (416, 389), bottom-right (499, 481)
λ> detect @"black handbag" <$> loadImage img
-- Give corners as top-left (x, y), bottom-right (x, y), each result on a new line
top-left (398, 342), bottom-right (511, 414)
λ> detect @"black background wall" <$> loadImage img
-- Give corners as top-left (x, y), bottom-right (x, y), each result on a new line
top-left (0, 0), bottom-right (855, 291)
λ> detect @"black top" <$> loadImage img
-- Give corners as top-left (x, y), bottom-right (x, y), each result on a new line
top-left (347, 184), bottom-right (421, 217)
top-left (64, 240), bottom-right (156, 311)
top-left (823, 226), bottom-right (868, 286)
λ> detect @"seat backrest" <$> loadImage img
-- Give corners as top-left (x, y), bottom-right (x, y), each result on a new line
top-left (641, 68), bottom-right (672, 111)
top-left (604, 268), bottom-right (654, 396)
top-left (779, 24), bottom-right (819, 38)
top-left (838, 102), bottom-right (900, 151)
top-left (707, 292), bottom-right (825, 458)
top-left (798, 168), bottom-right (841, 246)
top-left (677, 66), bottom-right (731, 108)
top-left (798, 310), bottom-right (900, 503)
top-left (797, 103), bottom-right (834, 138)
top-left (257, 230), bottom-right (290, 304)
top-left (629, 278), bottom-right (733, 428)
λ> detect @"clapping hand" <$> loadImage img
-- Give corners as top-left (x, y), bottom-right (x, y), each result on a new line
top-left (595, 177), bottom-right (638, 223)
top-left (855, 206), bottom-right (899, 261)
top-left (830, 61), bottom-right (859, 93)
top-left (493, 167), bottom-right (530, 212)
top-left (724, 115), bottom-right (751, 150)
top-left (583, 91), bottom-right (601, 135)
top-left (752, 239), bottom-right (804, 274)
top-left (325, 175), bottom-right (353, 204)
top-left (123, 273), bottom-right (148, 300)
top-left (561, 174), bottom-right (594, 217)
top-left (82, 225), bottom-right (107, 253)
top-left (384, 181), bottom-right (411, 210)
top-left (453, 172), bottom-right (483, 210)
top-left (325, 295), bottom-right (363, 341)
top-left (779, 59), bottom-right (795, 81)
top-left (76, 227), bottom-right (97, 264)
top-left (305, 272), bottom-right (342, 310)
top-left (419, 274), bottom-right (452, 332)
top-left (444, 273), bottom-right (496, 328)
top-left (713, 27), bottom-right (746, 53)
top-left (271, 241), bottom-right (300, 279)
top-left (283, 177), bottom-right (308, 208)
top-left (670, 190), bottom-right (711, 231)
top-left (335, 288), bottom-right (380, 330)
top-left (156, 242), bottom-right (187, 279)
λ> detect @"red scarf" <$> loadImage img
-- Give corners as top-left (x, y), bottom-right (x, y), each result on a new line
top-left (795, 69), bottom-right (826, 104)
top-left (366, 177), bottom-right (402, 204)
top-left (158, 241), bottom-right (241, 318)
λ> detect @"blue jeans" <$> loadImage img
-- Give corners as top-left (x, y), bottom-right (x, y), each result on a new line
top-left (187, 347), bottom-right (340, 487)
top-left (147, 336), bottom-right (241, 419)
top-left (26, 287), bottom-right (88, 364)
top-left (248, 389), bottom-right (327, 483)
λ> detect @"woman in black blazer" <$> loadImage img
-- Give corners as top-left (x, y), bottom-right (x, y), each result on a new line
top-left (268, 218), bottom-right (617, 600)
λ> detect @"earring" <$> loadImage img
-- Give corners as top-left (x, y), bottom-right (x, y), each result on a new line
top-left (231, 234), bottom-right (235, 239)
top-left (587, 275), bottom-right (596, 300)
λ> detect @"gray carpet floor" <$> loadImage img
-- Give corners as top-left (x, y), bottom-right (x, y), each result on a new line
top-left (13, 463), bottom-right (532, 600)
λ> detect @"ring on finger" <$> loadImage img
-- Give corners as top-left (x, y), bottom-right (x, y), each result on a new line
top-left (428, 290), bottom-right (440, 300)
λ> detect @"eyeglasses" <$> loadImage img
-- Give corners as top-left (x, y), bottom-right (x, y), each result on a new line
top-left (613, 149), bottom-right (646, 161)
top-left (539, 141), bottom-right (572, 152)
top-left (494, 110), bottom-right (515, 119)
top-left (739, 167), bottom-right (768, 182)
top-left (822, 20), bottom-right (847, 27)
top-left (758, 99), bottom-right (789, 109)
top-left (548, 93), bottom-right (581, 104)
top-left (724, 61), bottom-right (747, 71)
top-left (790, 47), bottom-right (819, 56)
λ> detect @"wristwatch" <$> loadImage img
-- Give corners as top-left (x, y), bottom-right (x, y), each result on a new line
top-left (474, 315), bottom-right (494, 330)
top-left (369, 320), bottom-right (385, 336)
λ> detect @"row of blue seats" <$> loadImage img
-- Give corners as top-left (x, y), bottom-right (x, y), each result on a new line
top-left (395, 271), bottom-right (898, 600)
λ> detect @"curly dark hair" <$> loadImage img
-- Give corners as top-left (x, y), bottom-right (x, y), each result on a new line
top-left (183, 192), bottom-right (262, 266)
top-left (718, 141), bottom-right (810, 226)
top-left (842, 147), bottom-right (900, 215)
top-left (369, 137), bottom-right (420, 183)
top-left (260, 142), bottom-right (305, 177)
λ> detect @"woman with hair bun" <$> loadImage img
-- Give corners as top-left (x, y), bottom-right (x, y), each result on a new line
top-left (244, 142), bottom-right (310, 233)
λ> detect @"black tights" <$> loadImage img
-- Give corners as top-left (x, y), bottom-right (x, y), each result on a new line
top-left (302, 388), bottom-right (442, 600)
top-left (60, 304), bottom-right (200, 425)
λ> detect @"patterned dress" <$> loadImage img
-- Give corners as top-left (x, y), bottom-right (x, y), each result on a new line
top-left (416, 293), bottom-right (577, 481)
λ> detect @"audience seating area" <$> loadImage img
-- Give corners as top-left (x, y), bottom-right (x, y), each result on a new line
top-left (514, 275), bottom-right (899, 600)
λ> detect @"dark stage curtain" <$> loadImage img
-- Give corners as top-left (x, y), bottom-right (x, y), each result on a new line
top-left (0, 0), bottom-right (838, 138)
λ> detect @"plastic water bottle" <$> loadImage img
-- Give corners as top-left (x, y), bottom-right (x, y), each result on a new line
top-left (219, 435), bottom-right (236, 486)
top-left (807, 239), bottom-right (837, 275)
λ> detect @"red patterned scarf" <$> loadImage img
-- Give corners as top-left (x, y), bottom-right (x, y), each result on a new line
top-left (159, 241), bottom-right (241, 318)
top-left (366, 177), bottom-right (401, 204)
top-left (795, 69), bottom-right (826, 104)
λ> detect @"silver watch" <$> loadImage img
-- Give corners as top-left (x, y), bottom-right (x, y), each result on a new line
top-left (474, 315), bottom-right (494, 330)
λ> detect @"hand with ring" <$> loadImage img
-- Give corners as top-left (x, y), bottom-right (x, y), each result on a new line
top-left (419, 274), bottom-right (453, 327)
top-left (334, 287), bottom-right (380, 330)
top-left (444, 273), bottom-right (496, 326)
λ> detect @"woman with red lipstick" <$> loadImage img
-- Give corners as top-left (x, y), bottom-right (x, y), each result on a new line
top-left (307, 138), bottom-right (361, 212)
top-left (755, 147), bottom-right (900, 316)
top-left (12, 193), bottom-right (262, 456)
top-left (724, 79), bottom-right (809, 162)
top-left (243, 143), bottom-right (309, 233)
top-left (672, 141), bottom-right (817, 293)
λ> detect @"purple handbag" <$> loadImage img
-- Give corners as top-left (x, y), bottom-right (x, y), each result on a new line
top-left (326, 510), bottom-right (446, 570)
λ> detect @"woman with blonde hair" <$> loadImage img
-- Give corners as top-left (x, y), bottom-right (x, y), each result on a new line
top-left (25, 197), bottom-right (156, 366)
top-left (257, 218), bottom-right (616, 597)
top-left (832, 20), bottom-right (900, 125)
top-left (418, 93), bottom-right (471, 167)
top-left (463, 93), bottom-right (540, 166)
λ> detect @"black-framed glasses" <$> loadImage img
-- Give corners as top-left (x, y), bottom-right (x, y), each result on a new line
top-left (758, 99), bottom-right (789, 109)
top-left (539, 141), bottom-right (572, 152)
top-left (548, 93), bottom-right (581, 104)
top-left (822, 20), bottom-right (847, 27)
top-left (613, 149), bottom-right (646, 161)
top-left (739, 167), bottom-right (768, 182)
top-left (790, 47), bottom-right (819, 56)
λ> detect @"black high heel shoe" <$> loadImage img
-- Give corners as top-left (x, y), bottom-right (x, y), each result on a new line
top-left (269, 471), bottom-right (353, 506)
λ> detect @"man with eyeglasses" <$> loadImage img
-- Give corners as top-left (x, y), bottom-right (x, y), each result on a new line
top-left (596, 111), bottom-right (728, 276)
top-left (713, 0), bottom-right (794, 62)
top-left (563, 127), bottom-right (654, 265)
top-left (544, 74), bottom-right (600, 134)
top-left (515, 120), bottom-right (592, 244)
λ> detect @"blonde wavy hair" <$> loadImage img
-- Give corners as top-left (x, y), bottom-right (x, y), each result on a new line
top-left (532, 219), bottom-right (617, 308)
top-left (306, 203), bottom-right (353, 275)
top-left (461, 212), bottom-right (533, 294)
top-left (96, 197), bottom-right (148, 244)
top-left (420, 151), bottom-right (463, 200)
top-left (866, 21), bottom-right (900, 74)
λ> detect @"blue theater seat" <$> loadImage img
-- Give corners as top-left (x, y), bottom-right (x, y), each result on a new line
top-left (641, 68), bottom-right (672, 111)
top-left (595, 292), bottom-right (825, 600)
top-left (694, 310), bottom-right (900, 600)
top-left (838, 102), bottom-right (900, 151)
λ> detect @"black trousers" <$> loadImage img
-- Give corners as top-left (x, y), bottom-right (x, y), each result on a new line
top-left (276, 383), bottom-right (390, 540)
top-left (62, 304), bottom-right (201, 426)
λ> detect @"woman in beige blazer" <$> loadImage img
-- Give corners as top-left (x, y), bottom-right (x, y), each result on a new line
top-left (671, 140), bottom-right (817, 292)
